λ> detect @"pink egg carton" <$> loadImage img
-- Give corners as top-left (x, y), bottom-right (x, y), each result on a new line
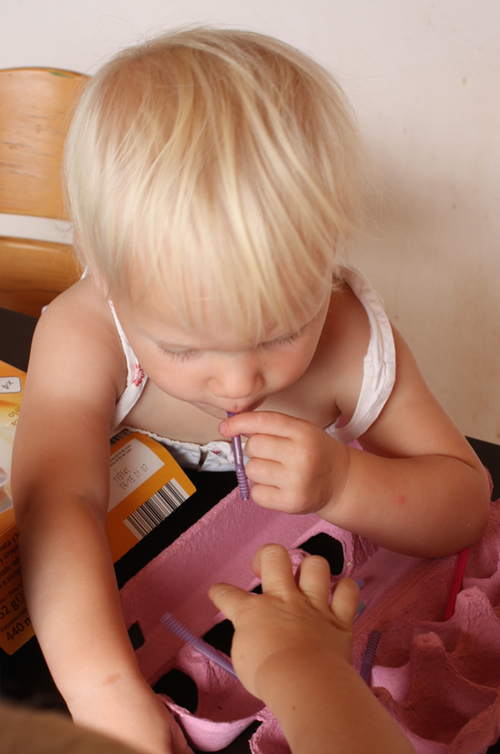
top-left (119, 485), bottom-right (500, 754)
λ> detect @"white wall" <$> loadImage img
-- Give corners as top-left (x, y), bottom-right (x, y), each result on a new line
top-left (2, 0), bottom-right (499, 443)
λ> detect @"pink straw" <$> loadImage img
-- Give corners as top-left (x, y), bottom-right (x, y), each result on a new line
top-left (444, 547), bottom-right (470, 620)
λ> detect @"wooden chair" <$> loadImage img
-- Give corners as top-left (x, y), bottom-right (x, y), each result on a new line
top-left (0, 68), bottom-right (89, 316)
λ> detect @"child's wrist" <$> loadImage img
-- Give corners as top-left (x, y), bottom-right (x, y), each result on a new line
top-left (252, 649), bottom-right (357, 750)
top-left (253, 646), bottom-right (351, 706)
top-left (69, 675), bottom-right (178, 754)
top-left (317, 440), bottom-right (352, 520)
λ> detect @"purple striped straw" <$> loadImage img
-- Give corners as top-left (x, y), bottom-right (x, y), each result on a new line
top-left (360, 630), bottom-right (381, 684)
top-left (160, 611), bottom-right (237, 678)
top-left (227, 412), bottom-right (250, 500)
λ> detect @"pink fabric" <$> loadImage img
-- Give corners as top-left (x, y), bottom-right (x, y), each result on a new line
top-left (119, 487), bottom-right (500, 754)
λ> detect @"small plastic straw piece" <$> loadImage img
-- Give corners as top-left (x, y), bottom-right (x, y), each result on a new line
top-left (160, 611), bottom-right (238, 678)
top-left (360, 630), bottom-right (382, 684)
top-left (227, 412), bottom-right (250, 500)
top-left (355, 600), bottom-right (366, 619)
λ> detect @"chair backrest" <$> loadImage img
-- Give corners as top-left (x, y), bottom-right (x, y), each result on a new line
top-left (0, 68), bottom-right (89, 316)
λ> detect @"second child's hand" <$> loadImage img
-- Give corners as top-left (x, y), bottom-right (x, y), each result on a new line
top-left (209, 545), bottom-right (416, 754)
top-left (209, 543), bottom-right (359, 700)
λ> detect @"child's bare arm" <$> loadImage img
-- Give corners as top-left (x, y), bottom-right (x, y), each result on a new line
top-left (220, 328), bottom-right (490, 557)
top-left (209, 544), bottom-right (416, 754)
top-left (331, 326), bottom-right (490, 554)
top-left (11, 286), bottom-right (191, 754)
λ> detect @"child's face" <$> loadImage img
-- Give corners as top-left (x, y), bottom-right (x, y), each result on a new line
top-left (113, 291), bottom-right (331, 419)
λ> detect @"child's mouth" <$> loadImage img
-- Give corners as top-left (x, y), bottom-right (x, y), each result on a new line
top-left (194, 397), bottom-right (266, 419)
top-left (224, 397), bottom-right (265, 414)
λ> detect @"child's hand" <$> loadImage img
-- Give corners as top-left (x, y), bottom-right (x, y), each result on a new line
top-left (208, 543), bottom-right (359, 701)
top-left (219, 411), bottom-right (349, 515)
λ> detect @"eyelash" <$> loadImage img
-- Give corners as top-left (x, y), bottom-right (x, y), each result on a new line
top-left (263, 331), bottom-right (302, 348)
top-left (159, 330), bottom-right (302, 362)
top-left (160, 348), bottom-right (199, 362)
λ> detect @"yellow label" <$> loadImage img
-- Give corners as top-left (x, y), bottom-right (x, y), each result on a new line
top-left (0, 360), bottom-right (26, 517)
top-left (106, 432), bottom-right (196, 562)
top-left (0, 361), bottom-right (33, 653)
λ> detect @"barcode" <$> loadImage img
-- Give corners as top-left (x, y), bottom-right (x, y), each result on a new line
top-left (124, 478), bottom-right (189, 539)
top-left (110, 428), bottom-right (131, 446)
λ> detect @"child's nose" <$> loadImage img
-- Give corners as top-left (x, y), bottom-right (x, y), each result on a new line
top-left (210, 353), bottom-right (264, 399)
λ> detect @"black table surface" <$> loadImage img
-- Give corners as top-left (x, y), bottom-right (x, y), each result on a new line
top-left (1, 306), bottom-right (499, 753)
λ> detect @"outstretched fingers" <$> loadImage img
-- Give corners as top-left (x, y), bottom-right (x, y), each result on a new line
top-left (252, 543), bottom-right (296, 595)
top-left (208, 582), bottom-right (251, 624)
top-left (296, 555), bottom-right (332, 607)
top-left (211, 544), bottom-right (298, 622)
top-left (330, 578), bottom-right (360, 628)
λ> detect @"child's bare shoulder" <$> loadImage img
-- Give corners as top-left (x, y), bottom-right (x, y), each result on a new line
top-left (42, 277), bottom-right (118, 344)
top-left (13, 280), bottom-right (128, 516)
top-left (26, 278), bottom-right (126, 414)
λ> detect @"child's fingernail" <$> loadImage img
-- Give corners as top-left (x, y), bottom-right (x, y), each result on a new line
top-left (356, 600), bottom-right (365, 615)
top-left (219, 421), bottom-right (227, 434)
top-left (356, 579), bottom-right (365, 589)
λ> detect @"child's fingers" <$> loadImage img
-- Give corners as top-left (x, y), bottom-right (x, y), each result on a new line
top-left (330, 578), bottom-right (360, 627)
top-left (296, 555), bottom-right (331, 607)
top-left (245, 433), bottom-right (291, 460)
top-left (245, 456), bottom-right (284, 486)
top-left (251, 556), bottom-right (262, 580)
top-left (208, 582), bottom-right (251, 623)
top-left (253, 543), bottom-right (296, 596)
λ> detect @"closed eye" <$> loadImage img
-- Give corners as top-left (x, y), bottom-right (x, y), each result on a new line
top-left (157, 325), bottom-right (305, 360)
top-left (262, 329), bottom-right (303, 349)
top-left (158, 346), bottom-right (201, 362)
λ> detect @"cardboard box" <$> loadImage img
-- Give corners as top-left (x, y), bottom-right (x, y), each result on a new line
top-left (0, 362), bottom-right (30, 652)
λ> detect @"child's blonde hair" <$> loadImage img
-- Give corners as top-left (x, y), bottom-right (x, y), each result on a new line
top-left (65, 27), bottom-right (361, 341)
